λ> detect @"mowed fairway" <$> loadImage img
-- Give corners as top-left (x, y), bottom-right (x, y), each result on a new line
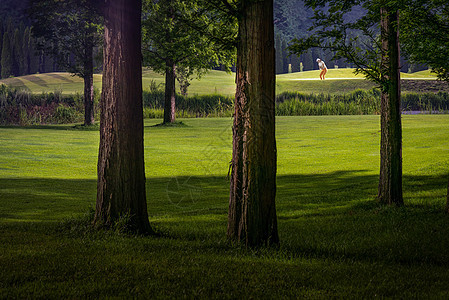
top-left (0, 68), bottom-right (438, 96)
top-left (1, 116), bottom-right (449, 297)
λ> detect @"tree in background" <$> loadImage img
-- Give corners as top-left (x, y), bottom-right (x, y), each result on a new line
top-left (0, 24), bottom-right (2, 76)
top-left (12, 29), bottom-right (22, 76)
top-left (95, 0), bottom-right (153, 234)
top-left (142, 0), bottom-right (234, 124)
top-left (401, 0), bottom-right (449, 81)
top-left (275, 34), bottom-right (284, 74)
top-left (1, 31), bottom-right (12, 78)
top-left (400, 0), bottom-right (449, 211)
top-left (289, 0), bottom-right (403, 206)
top-left (29, 0), bottom-right (103, 126)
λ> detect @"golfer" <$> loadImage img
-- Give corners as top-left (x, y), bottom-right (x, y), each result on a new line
top-left (316, 58), bottom-right (327, 80)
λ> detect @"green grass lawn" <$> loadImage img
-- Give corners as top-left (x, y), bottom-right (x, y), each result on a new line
top-left (0, 68), bottom-right (438, 96)
top-left (1, 116), bottom-right (449, 297)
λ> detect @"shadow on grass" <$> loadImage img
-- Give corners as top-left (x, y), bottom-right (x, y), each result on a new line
top-left (1, 171), bottom-right (448, 266)
top-left (23, 74), bottom-right (50, 88)
top-left (45, 73), bottom-right (76, 83)
top-left (0, 78), bottom-right (32, 91)
top-left (0, 124), bottom-right (99, 131)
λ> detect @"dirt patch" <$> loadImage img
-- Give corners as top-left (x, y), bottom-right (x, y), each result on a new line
top-left (401, 80), bottom-right (449, 93)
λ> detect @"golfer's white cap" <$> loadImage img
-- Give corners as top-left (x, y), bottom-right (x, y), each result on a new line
top-left (316, 58), bottom-right (320, 62)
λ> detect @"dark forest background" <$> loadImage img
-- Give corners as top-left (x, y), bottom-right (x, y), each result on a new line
top-left (0, 0), bottom-right (423, 79)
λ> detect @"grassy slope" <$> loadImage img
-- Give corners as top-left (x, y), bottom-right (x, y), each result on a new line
top-left (0, 69), bottom-right (437, 96)
top-left (1, 116), bottom-right (449, 297)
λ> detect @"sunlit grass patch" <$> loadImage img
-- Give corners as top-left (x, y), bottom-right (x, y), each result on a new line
top-left (1, 115), bottom-right (449, 298)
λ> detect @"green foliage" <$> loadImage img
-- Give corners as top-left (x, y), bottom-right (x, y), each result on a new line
top-left (143, 91), bottom-right (234, 118)
top-left (287, 0), bottom-right (410, 88)
top-left (400, 0), bottom-right (449, 81)
top-left (142, 0), bottom-right (236, 94)
top-left (0, 85), bottom-right (85, 125)
top-left (276, 89), bottom-right (382, 115)
top-left (29, 0), bottom-right (103, 78)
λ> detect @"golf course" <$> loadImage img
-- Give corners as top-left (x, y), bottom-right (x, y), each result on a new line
top-left (0, 68), bottom-right (444, 96)
top-left (1, 68), bottom-right (449, 297)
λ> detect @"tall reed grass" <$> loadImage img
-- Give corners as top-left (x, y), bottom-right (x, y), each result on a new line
top-left (2, 84), bottom-right (449, 125)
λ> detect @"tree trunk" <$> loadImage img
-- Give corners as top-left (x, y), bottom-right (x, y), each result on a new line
top-left (228, 0), bottom-right (279, 247)
top-left (94, 0), bottom-right (153, 234)
top-left (83, 41), bottom-right (95, 126)
top-left (378, 7), bottom-right (403, 206)
top-left (164, 58), bottom-right (176, 123)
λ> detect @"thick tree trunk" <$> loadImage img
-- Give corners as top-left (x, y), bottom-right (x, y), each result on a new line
top-left (228, 0), bottom-right (279, 247)
top-left (164, 59), bottom-right (176, 123)
top-left (378, 7), bottom-right (403, 206)
top-left (94, 0), bottom-right (153, 234)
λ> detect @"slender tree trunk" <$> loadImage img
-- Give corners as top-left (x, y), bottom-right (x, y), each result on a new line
top-left (94, 0), bottom-right (153, 234)
top-left (228, 0), bottom-right (279, 247)
top-left (378, 7), bottom-right (403, 206)
top-left (163, 58), bottom-right (176, 123)
top-left (83, 41), bottom-right (94, 126)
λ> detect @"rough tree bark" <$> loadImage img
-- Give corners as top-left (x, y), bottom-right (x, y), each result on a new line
top-left (378, 7), bottom-right (403, 206)
top-left (228, 0), bottom-right (279, 247)
top-left (83, 39), bottom-right (94, 126)
top-left (94, 0), bottom-right (153, 234)
top-left (164, 58), bottom-right (176, 123)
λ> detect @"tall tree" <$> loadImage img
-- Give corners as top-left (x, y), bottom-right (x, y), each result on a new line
top-left (94, 0), bottom-right (153, 234)
top-left (400, 0), bottom-right (449, 211)
top-left (198, 0), bottom-right (278, 246)
top-left (378, 6), bottom-right (402, 205)
top-left (12, 28), bottom-right (22, 76)
top-left (0, 24), bottom-right (3, 77)
top-left (275, 34), bottom-right (284, 74)
top-left (1, 31), bottom-right (12, 78)
top-left (22, 27), bottom-right (31, 75)
top-left (289, 0), bottom-right (404, 205)
top-left (29, 0), bottom-right (103, 126)
top-left (218, 0), bottom-right (279, 247)
top-left (142, 0), bottom-right (234, 124)
top-left (401, 0), bottom-right (449, 81)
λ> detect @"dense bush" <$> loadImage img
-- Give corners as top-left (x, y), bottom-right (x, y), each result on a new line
top-left (2, 84), bottom-right (449, 125)
top-left (143, 91), bottom-right (233, 117)
top-left (0, 85), bottom-right (91, 125)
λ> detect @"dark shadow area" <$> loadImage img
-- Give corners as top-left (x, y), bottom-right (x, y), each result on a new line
top-left (22, 74), bottom-right (49, 88)
top-left (1, 171), bottom-right (448, 267)
top-left (0, 124), bottom-right (98, 131)
top-left (148, 121), bottom-right (189, 128)
top-left (0, 78), bottom-right (31, 91)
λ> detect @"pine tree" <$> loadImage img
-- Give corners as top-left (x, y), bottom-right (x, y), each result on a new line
top-left (281, 39), bottom-right (288, 73)
top-left (275, 34), bottom-right (283, 74)
top-left (28, 35), bottom-right (39, 74)
top-left (12, 28), bottom-right (22, 76)
top-left (22, 27), bottom-right (30, 75)
top-left (1, 31), bottom-right (12, 78)
top-left (291, 53), bottom-right (299, 72)
top-left (0, 24), bottom-right (3, 77)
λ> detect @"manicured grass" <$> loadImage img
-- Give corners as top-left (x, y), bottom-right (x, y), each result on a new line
top-left (0, 68), bottom-right (438, 96)
top-left (1, 116), bottom-right (449, 297)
